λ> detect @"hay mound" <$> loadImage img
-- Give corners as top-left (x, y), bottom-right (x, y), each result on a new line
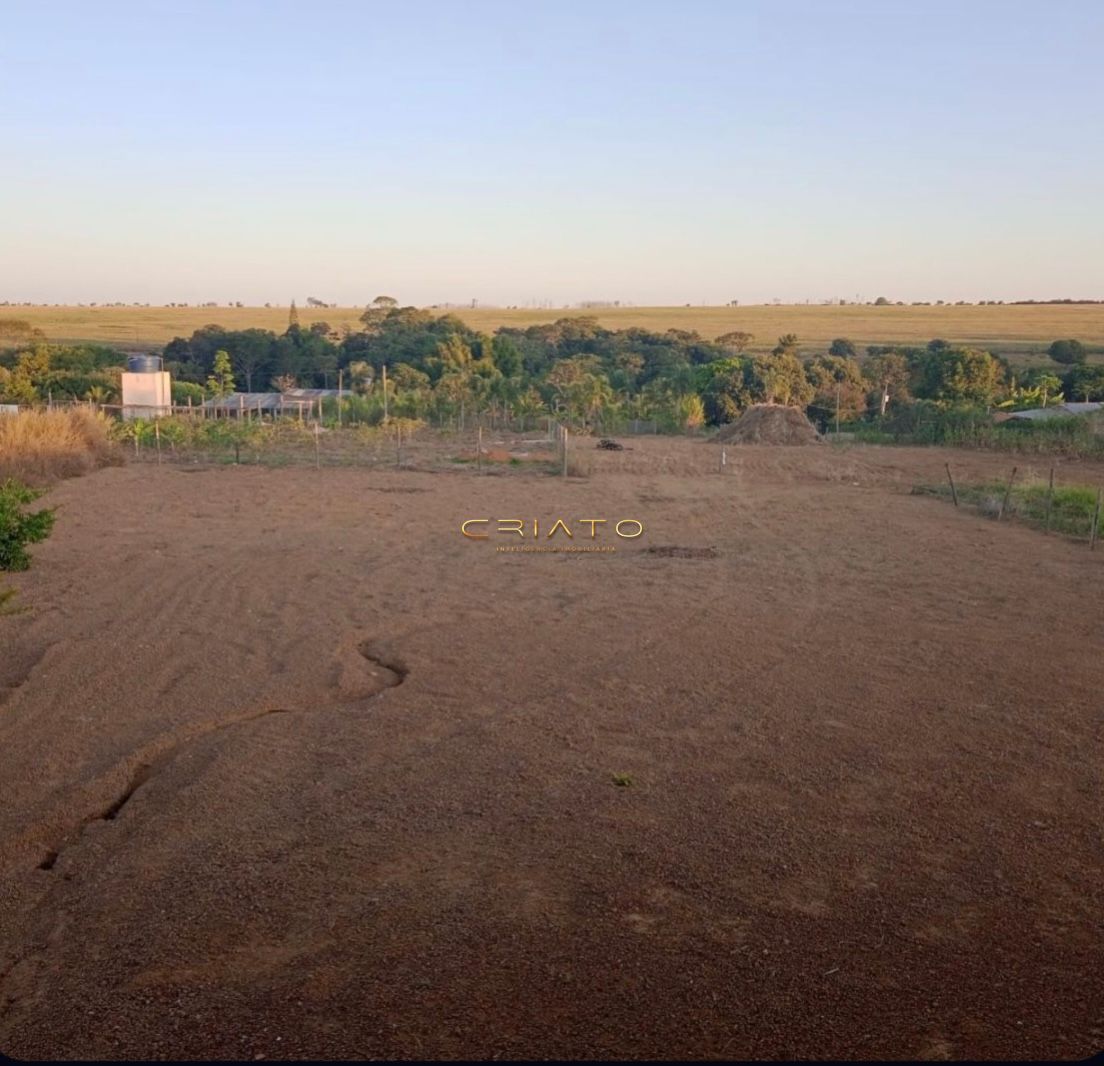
top-left (714, 404), bottom-right (822, 445)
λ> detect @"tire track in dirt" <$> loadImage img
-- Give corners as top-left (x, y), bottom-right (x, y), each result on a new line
top-left (0, 639), bottom-right (408, 1014)
top-left (29, 638), bottom-right (406, 875)
top-left (0, 643), bottom-right (53, 712)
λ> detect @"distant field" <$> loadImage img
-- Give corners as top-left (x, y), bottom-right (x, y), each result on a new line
top-left (4, 303), bottom-right (1104, 362)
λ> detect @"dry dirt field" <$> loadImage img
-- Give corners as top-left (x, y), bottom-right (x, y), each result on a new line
top-left (1, 438), bottom-right (1102, 1061)
top-left (7, 303), bottom-right (1104, 360)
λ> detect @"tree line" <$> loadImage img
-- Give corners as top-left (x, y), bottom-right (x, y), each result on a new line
top-left (2, 304), bottom-right (1102, 429)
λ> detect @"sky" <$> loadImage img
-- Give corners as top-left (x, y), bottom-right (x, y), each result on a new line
top-left (1, 0), bottom-right (1102, 307)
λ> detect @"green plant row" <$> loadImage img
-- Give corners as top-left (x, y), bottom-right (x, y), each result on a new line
top-left (914, 478), bottom-right (1101, 537)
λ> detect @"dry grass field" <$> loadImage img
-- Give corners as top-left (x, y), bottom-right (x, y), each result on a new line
top-left (0, 409), bottom-right (119, 484)
top-left (6, 303), bottom-right (1104, 360)
top-left (1, 435), bottom-right (1101, 1060)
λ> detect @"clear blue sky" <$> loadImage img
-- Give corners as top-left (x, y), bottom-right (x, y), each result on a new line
top-left (1, 0), bottom-right (1101, 306)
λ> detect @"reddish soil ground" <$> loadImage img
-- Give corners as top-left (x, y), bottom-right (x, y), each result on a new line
top-left (1, 439), bottom-right (1102, 1061)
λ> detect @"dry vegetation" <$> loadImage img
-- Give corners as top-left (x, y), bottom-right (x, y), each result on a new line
top-left (6, 303), bottom-right (1104, 360)
top-left (0, 409), bottom-right (120, 484)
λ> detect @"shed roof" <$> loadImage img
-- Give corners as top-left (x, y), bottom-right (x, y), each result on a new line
top-left (1005, 402), bottom-right (1102, 421)
top-left (202, 389), bottom-right (343, 411)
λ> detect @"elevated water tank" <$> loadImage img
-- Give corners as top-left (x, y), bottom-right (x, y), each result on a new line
top-left (121, 355), bottom-right (171, 419)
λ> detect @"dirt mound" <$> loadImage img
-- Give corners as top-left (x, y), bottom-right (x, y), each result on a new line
top-left (714, 403), bottom-right (822, 445)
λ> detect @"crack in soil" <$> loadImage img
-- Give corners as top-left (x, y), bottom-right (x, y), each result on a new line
top-left (30, 640), bottom-right (407, 875)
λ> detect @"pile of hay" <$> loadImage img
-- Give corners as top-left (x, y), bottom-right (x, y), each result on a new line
top-left (714, 404), bottom-right (822, 445)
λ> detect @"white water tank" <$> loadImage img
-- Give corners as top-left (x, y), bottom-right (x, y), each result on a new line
top-left (121, 355), bottom-right (171, 420)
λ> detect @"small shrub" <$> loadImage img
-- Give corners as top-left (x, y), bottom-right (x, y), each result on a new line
top-left (0, 480), bottom-right (56, 571)
top-left (612, 772), bottom-right (634, 788)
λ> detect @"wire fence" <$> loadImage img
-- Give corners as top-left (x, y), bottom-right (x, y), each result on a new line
top-left (3, 397), bottom-right (661, 437)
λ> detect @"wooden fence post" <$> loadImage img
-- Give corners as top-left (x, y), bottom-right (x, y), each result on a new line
top-left (945, 463), bottom-right (958, 507)
top-left (997, 466), bottom-right (1018, 521)
top-left (1090, 488), bottom-right (1102, 551)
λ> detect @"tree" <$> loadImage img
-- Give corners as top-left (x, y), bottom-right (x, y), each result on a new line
top-left (206, 350), bottom-right (236, 398)
top-left (717, 331), bottom-right (754, 353)
top-left (747, 352), bottom-right (813, 406)
top-left (676, 393), bottom-right (706, 432)
top-left (1048, 339), bottom-right (1087, 365)
top-left (1064, 363), bottom-right (1104, 401)
top-left (701, 360), bottom-right (749, 424)
top-left (915, 346), bottom-right (1003, 406)
top-left (1034, 372), bottom-right (1062, 407)
top-left (346, 360), bottom-right (374, 394)
top-left (359, 296), bottom-right (403, 332)
top-left (805, 355), bottom-right (866, 424)
top-left (863, 351), bottom-right (911, 415)
top-left (828, 337), bottom-right (856, 359)
top-left (874, 296), bottom-right (890, 306)
top-left (227, 328), bottom-right (274, 392)
top-left (772, 333), bottom-right (799, 357)
top-left (431, 335), bottom-right (474, 375)
top-left (491, 334), bottom-right (522, 377)
top-left (288, 300), bottom-right (300, 328)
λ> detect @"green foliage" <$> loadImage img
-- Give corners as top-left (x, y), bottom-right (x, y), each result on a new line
top-left (0, 342), bottom-right (125, 404)
top-left (828, 337), bottom-right (857, 359)
top-left (206, 349), bottom-right (236, 398)
top-left (700, 358), bottom-right (747, 424)
top-left (716, 330), bottom-right (754, 353)
top-left (868, 404), bottom-right (1104, 457)
top-left (917, 478), bottom-right (1101, 537)
top-left (772, 333), bottom-right (799, 357)
top-left (171, 380), bottom-right (205, 405)
top-left (913, 346), bottom-right (1003, 405)
top-left (149, 312), bottom-right (1048, 436)
top-left (0, 480), bottom-right (56, 572)
top-left (999, 368), bottom-right (1063, 410)
top-left (747, 352), bottom-right (813, 406)
top-left (805, 354), bottom-right (866, 424)
top-left (1047, 338), bottom-right (1087, 365)
top-left (1064, 363), bottom-right (1104, 401)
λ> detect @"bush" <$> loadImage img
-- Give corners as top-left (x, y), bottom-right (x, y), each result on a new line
top-left (1048, 339), bottom-right (1087, 365)
top-left (0, 480), bottom-right (55, 571)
